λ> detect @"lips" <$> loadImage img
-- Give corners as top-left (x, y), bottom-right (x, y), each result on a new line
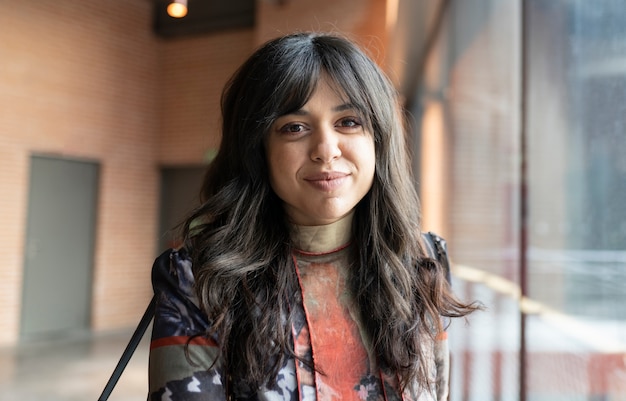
top-left (304, 171), bottom-right (350, 191)
top-left (304, 171), bottom-right (349, 181)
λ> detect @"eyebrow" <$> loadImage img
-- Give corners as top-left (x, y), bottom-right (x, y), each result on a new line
top-left (288, 103), bottom-right (356, 116)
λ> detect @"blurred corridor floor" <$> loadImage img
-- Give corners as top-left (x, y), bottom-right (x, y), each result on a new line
top-left (0, 329), bottom-right (149, 401)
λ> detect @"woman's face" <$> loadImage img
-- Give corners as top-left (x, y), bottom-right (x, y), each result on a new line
top-left (266, 77), bottom-right (376, 226)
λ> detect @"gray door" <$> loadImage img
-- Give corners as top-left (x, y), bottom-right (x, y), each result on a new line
top-left (21, 155), bottom-right (99, 340)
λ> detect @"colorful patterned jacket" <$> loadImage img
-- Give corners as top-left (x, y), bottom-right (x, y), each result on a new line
top-left (148, 233), bottom-right (451, 401)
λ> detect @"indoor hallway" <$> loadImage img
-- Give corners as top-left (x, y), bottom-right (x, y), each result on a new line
top-left (0, 329), bottom-right (150, 401)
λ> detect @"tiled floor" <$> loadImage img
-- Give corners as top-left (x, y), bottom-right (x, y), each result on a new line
top-left (0, 329), bottom-right (150, 401)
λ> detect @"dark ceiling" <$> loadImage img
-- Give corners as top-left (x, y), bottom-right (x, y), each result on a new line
top-left (153, 0), bottom-right (256, 38)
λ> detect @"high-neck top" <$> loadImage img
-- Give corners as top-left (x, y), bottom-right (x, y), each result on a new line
top-left (290, 211), bottom-right (353, 253)
top-left (288, 210), bottom-right (390, 400)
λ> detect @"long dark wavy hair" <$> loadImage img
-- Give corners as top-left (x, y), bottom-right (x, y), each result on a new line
top-left (182, 32), bottom-right (479, 392)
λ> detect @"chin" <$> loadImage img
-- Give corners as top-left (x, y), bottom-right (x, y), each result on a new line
top-left (314, 211), bottom-right (353, 225)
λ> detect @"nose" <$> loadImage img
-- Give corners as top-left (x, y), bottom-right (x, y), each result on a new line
top-left (310, 126), bottom-right (341, 163)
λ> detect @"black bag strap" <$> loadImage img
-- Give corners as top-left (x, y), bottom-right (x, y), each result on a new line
top-left (97, 295), bottom-right (156, 401)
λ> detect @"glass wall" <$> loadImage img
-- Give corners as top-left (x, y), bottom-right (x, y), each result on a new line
top-left (525, 0), bottom-right (626, 399)
top-left (412, 0), bottom-right (626, 400)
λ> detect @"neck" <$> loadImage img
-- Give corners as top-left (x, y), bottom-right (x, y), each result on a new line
top-left (290, 211), bottom-right (354, 253)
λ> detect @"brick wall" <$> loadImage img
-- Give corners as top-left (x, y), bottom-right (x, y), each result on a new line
top-left (0, 0), bottom-right (160, 343)
top-left (446, 0), bottom-right (522, 273)
top-left (0, 0), bottom-right (391, 345)
top-left (158, 30), bottom-right (255, 165)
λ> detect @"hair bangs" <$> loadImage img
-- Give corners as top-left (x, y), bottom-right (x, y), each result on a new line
top-left (271, 64), bottom-right (321, 119)
top-left (315, 40), bottom-right (394, 140)
top-left (259, 38), bottom-right (323, 130)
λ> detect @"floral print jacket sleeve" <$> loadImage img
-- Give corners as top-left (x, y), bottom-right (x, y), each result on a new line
top-left (148, 248), bottom-right (228, 401)
top-left (148, 248), bottom-right (299, 401)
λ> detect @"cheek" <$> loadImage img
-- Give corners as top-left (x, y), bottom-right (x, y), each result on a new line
top-left (267, 150), bottom-right (296, 192)
top-left (359, 138), bottom-right (377, 179)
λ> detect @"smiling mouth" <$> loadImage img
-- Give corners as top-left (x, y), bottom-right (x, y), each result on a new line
top-left (304, 172), bottom-right (349, 181)
top-left (304, 172), bottom-right (349, 191)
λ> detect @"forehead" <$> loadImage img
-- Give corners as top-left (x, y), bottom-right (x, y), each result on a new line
top-left (302, 76), bottom-right (351, 107)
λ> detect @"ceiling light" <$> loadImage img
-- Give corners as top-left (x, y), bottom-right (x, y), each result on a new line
top-left (167, 0), bottom-right (188, 18)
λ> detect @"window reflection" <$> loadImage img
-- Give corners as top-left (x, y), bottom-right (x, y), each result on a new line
top-left (526, 1), bottom-right (626, 397)
top-left (417, 0), bottom-right (626, 399)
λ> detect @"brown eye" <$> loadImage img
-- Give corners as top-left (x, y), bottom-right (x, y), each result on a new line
top-left (338, 117), bottom-right (362, 129)
top-left (278, 122), bottom-right (308, 136)
top-left (286, 124), bottom-right (304, 132)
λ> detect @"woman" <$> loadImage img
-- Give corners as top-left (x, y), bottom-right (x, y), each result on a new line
top-left (149, 32), bottom-right (479, 401)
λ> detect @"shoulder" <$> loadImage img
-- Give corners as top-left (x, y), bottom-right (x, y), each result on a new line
top-left (151, 248), bottom-right (208, 340)
top-left (421, 232), bottom-right (447, 258)
top-left (152, 248), bottom-right (195, 299)
top-left (421, 232), bottom-right (451, 284)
